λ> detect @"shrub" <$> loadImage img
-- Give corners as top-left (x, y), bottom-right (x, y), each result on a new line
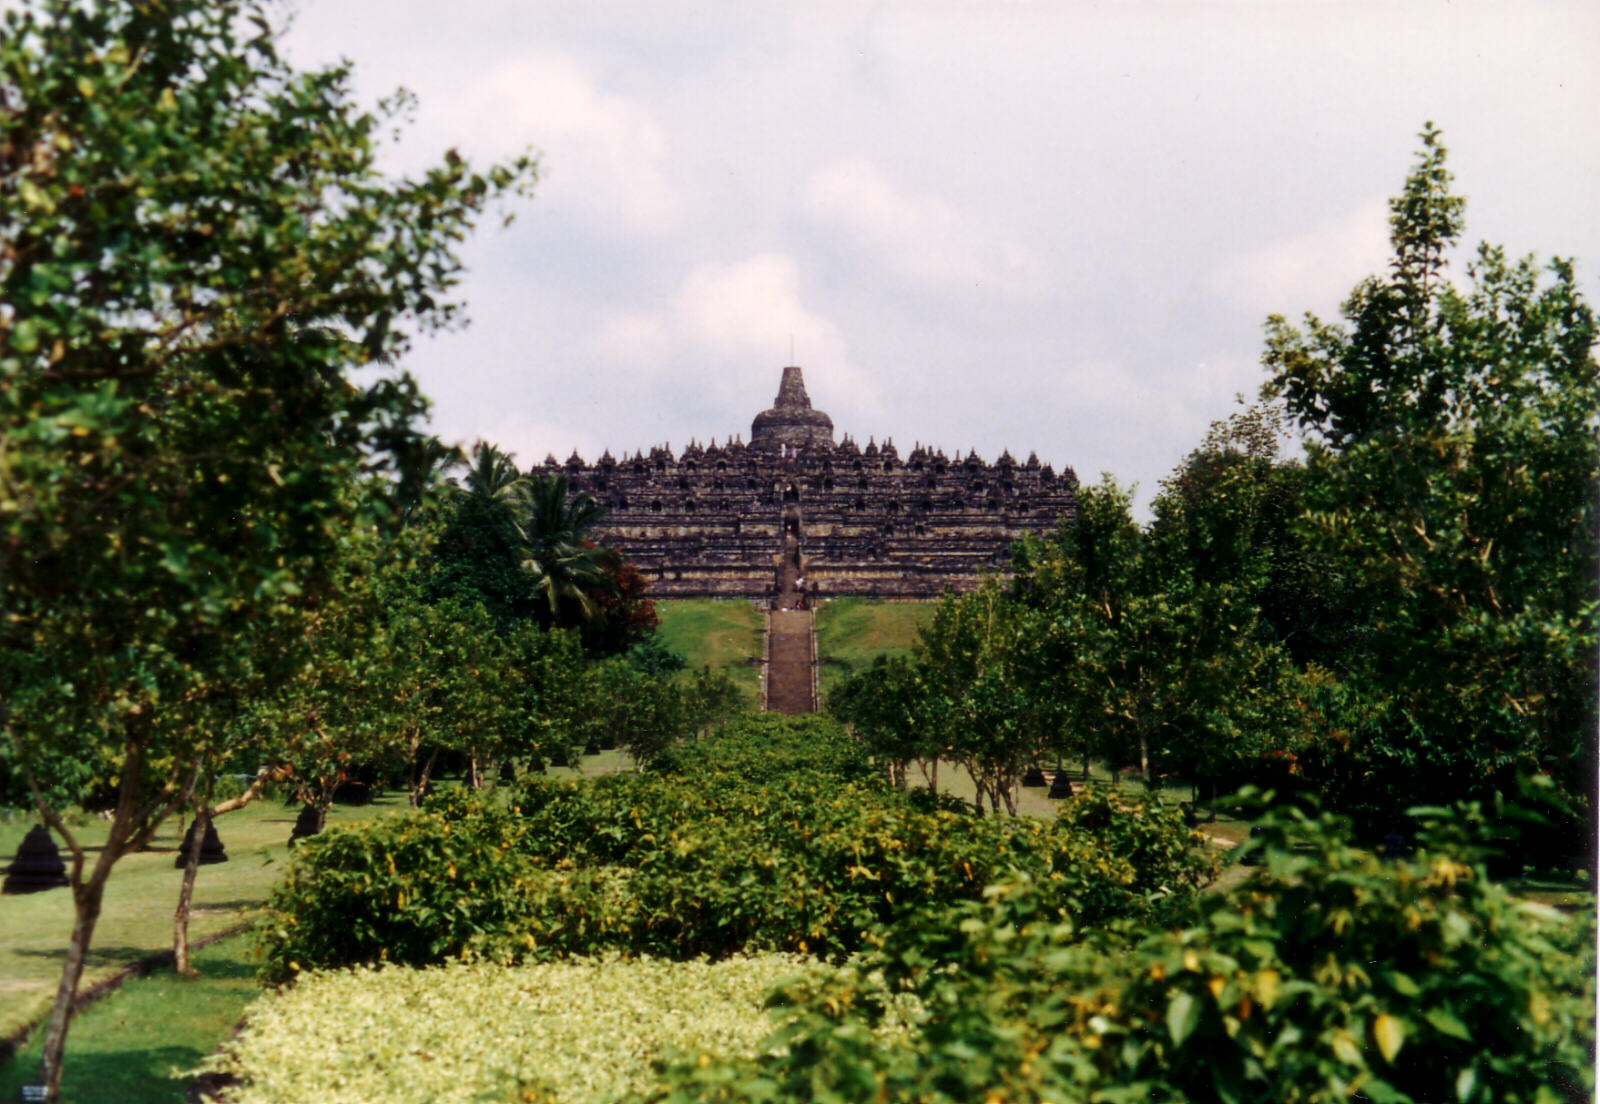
top-left (203, 954), bottom-right (835, 1104)
top-left (1055, 785), bottom-right (1219, 896)
top-left (257, 805), bottom-right (532, 983)
top-left (650, 799), bottom-right (1596, 1104)
top-left (263, 718), bottom-right (1207, 975)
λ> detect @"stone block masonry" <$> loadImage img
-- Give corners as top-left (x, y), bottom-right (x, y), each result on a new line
top-left (547, 366), bottom-right (1078, 600)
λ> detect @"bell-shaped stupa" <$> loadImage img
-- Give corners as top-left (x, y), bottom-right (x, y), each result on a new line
top-left (750, 366), bottom-right (834, 453)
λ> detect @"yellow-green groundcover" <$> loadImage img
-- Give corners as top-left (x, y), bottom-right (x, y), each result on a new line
top-left (198, 954), bottom-right (867, 1104)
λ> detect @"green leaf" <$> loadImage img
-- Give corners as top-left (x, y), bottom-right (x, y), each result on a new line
top-left (1425, 1008), bottom-right (1472, 1042)
top-left (1383, 970), bottom-right (1421, 997)
top-left (1167, 989), bottom-right (1201, 1046)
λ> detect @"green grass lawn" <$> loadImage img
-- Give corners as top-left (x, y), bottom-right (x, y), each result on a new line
top-left (0, 794), bottom-right (397, 1041)
top-left (813, 597), bottom-right (936, 698)
top-left (0, 933), bottom-right (260, 1104)
top-left (654, 598), bottom-right (764, 703)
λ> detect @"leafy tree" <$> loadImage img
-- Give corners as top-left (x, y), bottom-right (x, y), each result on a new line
top-left (583, 557), bottom-right (661, 656)
top-left (681, 663), bottom-right (746, 737)
top-left (0, 1), bottom-right (536, 1094)
top-left (1262, 124), bottom-right (1599, 838)
top-left (1147, 402), bottom-right (1344, 669)
top-left (918, 583), bottom-right (1057, 815)
top-left (828, 653), bottom-right (938, 791)
top-left (1012, 477), bottom-right (1284, 788)
top-left (518, 472), bottom-right (620, 628)
top-left (430, 442), bottom-right (537, 627)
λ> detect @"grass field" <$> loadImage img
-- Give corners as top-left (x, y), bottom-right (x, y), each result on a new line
top-left (813, 597), bottom-right (937, 698)
top-left (653, 598), bottom-right (764, 703)
top-left (0, 934), bottom-right (259, 1104)
top-left (0, 795), bottom-right (400, 1041)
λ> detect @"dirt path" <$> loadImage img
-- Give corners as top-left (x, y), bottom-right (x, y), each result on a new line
top-left (764, 609), bottom-right (816, 714)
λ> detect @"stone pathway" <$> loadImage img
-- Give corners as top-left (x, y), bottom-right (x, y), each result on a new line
top-left (764, 608), bottom-right (816, 714)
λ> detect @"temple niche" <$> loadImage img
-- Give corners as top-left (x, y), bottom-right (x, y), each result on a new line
top-left (556, 365), bottom-right (1078, 600)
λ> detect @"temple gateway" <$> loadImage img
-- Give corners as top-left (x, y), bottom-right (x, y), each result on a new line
top-left (548, 366), bottom-right (1078, 600)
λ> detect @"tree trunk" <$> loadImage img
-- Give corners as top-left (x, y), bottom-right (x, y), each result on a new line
top-left (1138, 729), bottom-right (1151, 786)
top-left (35, 741), bottom-right (180, 1101)
top-left (410, 746), bottom-right (440, 808)
top-left (313, 775), bottom-right (337, 832)
top-left (999, 768), bottom-right (1019, 816)
top-left (40, 870), bottom-right (109, 1100)
top-left (173, 799), bottom-right (209, 975)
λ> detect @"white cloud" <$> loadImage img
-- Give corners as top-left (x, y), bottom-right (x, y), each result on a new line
top-left (593, 253), bottom-right (878, 417)
top-left (1209, 200), bottom-right (1392, 317)
top-left (802, 158), bottom-right (1046, 295)
top-left (451, 50), bottom-right (680, 235)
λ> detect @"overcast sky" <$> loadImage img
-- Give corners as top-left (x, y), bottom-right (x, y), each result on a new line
top-left (280, 0), bottom-right (1599, 517)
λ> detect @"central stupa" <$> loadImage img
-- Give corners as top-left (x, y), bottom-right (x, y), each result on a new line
top-left (749, 365), bottom-right (834, 452)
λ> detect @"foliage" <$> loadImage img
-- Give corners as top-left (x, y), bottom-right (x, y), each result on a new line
top-left (258, 803), bottom-right (532, 981)
top-left (827, 653), bottom-right (933, 789)
top-left (1054, 786), bottom-right (1218, 897)
top-left (430, 443), bottom-right (656, 652)
top-left (916, 583), bottom-right (1061, 814)
top-left (0, 0), bottom-right (536, 1091)
top-left (1005, 475), bottom-right (1285, 788)
top-left (1262, 124), bottom-right (1599, 832)
top-left (258, 717), bottom-right (1209, 977)
top-left (651, 799), bottom-right (1595, 1104)
top-left (518, 471), bottom-right (621, 629)
top-left (204, 954), bottom-right (838, 1104)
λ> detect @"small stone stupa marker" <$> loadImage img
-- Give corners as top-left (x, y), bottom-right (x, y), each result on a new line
top-left (174, 818), bottom-right (228, 867)
top-left (3, 824), bottom-right (70, 894)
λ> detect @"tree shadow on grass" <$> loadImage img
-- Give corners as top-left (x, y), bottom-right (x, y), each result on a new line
top-left (0, 1043), bottom-right (206, 1104)
top-left (188, 899), bottom-right (266, 912)
top-left (11, 945), bottom-right (163, 968)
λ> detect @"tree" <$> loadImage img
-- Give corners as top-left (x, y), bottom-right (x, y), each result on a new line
top-left (827, 654), bottom-right (939, 791)
top-left (518, 472), bottom-right (620, 628)
top-left (430, 442), bottom-right (536, 626)
top-left (917, 583), bottom-right (1057, 815)
top-left (1262, 124), bottom-right (1599, 838)
top-left (0, 2), bottom-right (537, 1095)
top-left (1011, 477), bottom-right (1283, 789)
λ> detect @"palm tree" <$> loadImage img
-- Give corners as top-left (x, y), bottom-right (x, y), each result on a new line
top-left (456, 441), bottom-right (525, 504)
top-left (515, 472), bottom-right (619, 626)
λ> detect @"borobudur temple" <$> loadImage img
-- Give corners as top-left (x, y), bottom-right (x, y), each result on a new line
top-left (545, 365), bottom-right (1078, 600)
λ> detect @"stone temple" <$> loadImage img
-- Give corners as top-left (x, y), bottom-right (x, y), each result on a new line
top-left (547, 366), bottom-right (1078, 600)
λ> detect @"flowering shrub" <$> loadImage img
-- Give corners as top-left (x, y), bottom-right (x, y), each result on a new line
top-left (258, 807), bottom-right (531, 982)
top-left (202, 954), bottom-right (837, 1104)
top-left (650, 800), bottom-right (1596, 1104)
top-left (1054, 785), bottom-right (1219, 896)
top-left (261, 717), bottom-right (1210, 977)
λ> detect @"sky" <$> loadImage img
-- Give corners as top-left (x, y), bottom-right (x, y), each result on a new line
top-left (278, 0), bottom-right (1600, 517)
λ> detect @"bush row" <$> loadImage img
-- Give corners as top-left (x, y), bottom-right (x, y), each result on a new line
top-left (203, 954), bottom-right (836, 1104)
top-left (651, 799), bottom-right (1596, 1104)
top-left (258, 717), bottom-right (1216, 980)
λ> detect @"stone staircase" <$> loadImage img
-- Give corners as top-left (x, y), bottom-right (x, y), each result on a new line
top-left (762, 608), bottom-right (816, 714)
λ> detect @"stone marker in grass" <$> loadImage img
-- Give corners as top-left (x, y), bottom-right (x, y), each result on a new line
top-left (3, 824), bottom-right (70, 894)
top-left (175, 820), bottom-right (228, 867)
top-left (289, 805), bottom-right (321, 846)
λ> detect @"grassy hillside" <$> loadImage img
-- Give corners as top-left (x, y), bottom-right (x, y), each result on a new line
top-left (814, 597), bottom-right (936, 697)
top-left (653, 599), bottom-right (764, 704)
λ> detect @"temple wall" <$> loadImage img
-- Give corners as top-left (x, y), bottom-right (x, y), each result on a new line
top-left (551, 438), bottom-right (1077, 600)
